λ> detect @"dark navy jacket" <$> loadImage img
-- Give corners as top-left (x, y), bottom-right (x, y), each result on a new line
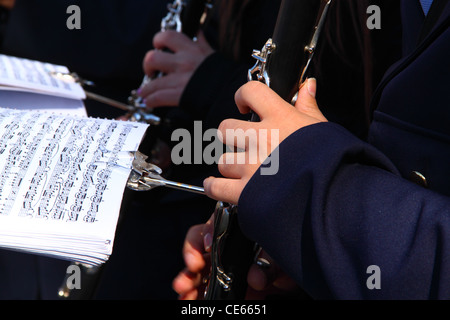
top-left (238, 0), bottom-right (450, 299)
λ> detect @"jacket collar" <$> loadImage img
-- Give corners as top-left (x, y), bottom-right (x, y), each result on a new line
top-left (369, 0), bottom-right (450, 117)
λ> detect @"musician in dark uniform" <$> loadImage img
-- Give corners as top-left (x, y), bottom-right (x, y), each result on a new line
top-left (0, 0), bottom-right (171, 299)
top-left (175, 0), bottom-right (450, 299)
top-left (134, 0), bottom-right (395, 300)
top-left (94, 0), bottom-right (284, 299)
top-left (0, 0), bottom-right (286, 300)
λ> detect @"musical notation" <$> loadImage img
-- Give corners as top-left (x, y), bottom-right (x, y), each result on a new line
top-left (0, 54), bottom-right (87, 117)
top-left (0, 54), bottom-right (85, 100)
top-left (0, 107), bottom-right (148, 265)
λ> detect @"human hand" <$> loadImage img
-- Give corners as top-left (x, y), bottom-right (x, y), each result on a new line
top-left (172, 214), bottom-right (215, 300)
top-left (138, 30), bottom-right (214, 109)
top-left (172, 213), bottom-right (301, 300)
top-left (246, 250), bottom-right (302, 299)
top-left (0, 0), bottom-right (15, 9)
top-left (203, 78), bottom-right (327, 205)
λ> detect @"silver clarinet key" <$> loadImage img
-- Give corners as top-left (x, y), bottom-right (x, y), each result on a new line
top-left (127, 151), bottom-right (205, 195)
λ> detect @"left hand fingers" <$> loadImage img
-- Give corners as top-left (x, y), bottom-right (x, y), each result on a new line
top-left (218, 152), bottom-right (253, 179)
top-left (173, 268), bottom-right (203, 299)
top-left (203, 176), bottom-right (245, 205)
top-left (247, 254), bottom-right (273, 291)
top-left (234, 81), bottom-right (289, 119)
top-left (153, 30), bottom-right (197, 52)
top-left (247, 250), bottom-right (299, 293)
top-left (142, 49), bottom-right (176, 76)
top-left (218, 118), bottom-right (263, 151)
top-left (142, 88), bottom-right (182, 109)
top-left (139, 73), bottom-right (188, 108)
top-left (139, 73), bottom-right (175, 97)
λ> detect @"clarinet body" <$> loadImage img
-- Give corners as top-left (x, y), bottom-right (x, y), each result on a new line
top-left (132, 0), bottom-right (213, 161)
top-left (204, 0), bottom-right (331, 300)
top-left (204, 202), bottom-right (256, 300)
top-left (127, 0), bottom-right (211, 124)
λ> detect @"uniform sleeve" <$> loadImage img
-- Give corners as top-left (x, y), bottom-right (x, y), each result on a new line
top-left (238, 122), bottom-right (450, 299)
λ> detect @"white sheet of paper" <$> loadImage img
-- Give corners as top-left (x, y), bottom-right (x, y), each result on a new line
top-left (0, 54), bottom-right (86, 100)
top-left (0, 88), bottom-right (87, 117)
top-left (0, 54), bottom-right (88, 117)
top-left (0, 108), bottom-right (149, 265)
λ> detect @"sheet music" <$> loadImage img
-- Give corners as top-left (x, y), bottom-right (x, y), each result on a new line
top-left (0, 54), bottom-right (86, 100)
top-left (0, 108), bottom-right (148, 265)
top-left (0, 89), bottom-right (87, 117)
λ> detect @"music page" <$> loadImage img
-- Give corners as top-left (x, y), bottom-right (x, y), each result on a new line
top-left (0, 108), bottom-right (148, 265)
top-left (0, 54), bottom-right (86, 100)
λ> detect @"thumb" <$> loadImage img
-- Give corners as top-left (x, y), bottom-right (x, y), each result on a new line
top-left (294, 78), bottom-right (326, 121)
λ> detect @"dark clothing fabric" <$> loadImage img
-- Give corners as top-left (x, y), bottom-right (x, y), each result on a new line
top-left (239, 0), bottom-right (450, 299)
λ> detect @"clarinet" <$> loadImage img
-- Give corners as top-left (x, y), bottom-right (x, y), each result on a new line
top-left (204, 0), bottom-right (332, 300)
top-left (127, 0), bottom-right (212, 124)
top-left (130, 0), bottom-right (214, 163)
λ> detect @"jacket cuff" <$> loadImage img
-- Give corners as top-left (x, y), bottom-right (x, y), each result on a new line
top-left (237, 122), bottom-right (398, 285)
